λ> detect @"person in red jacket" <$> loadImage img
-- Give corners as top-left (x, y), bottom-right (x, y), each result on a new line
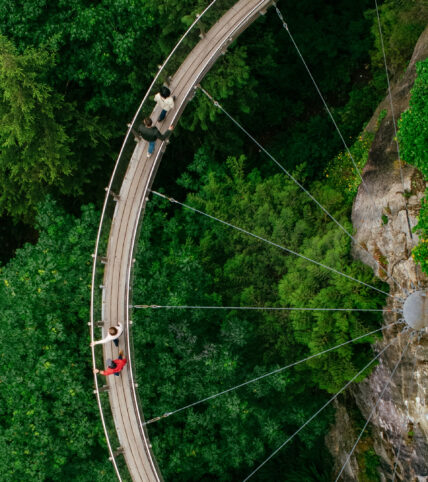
top-left (94, 350), bottom-right (127, 377)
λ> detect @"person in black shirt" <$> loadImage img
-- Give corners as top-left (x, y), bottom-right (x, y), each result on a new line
top-left (128, 118), bottom-right (174, 157)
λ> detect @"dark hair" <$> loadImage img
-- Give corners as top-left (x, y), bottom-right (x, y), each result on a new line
top-left (160, 86), bottom-right (171, 98)
top-left (108, 361), bottom-right (117, 369)
top-left (144, 117), bottom-right (153, 127)
top-left (109, 327), bottom-right (118, 336)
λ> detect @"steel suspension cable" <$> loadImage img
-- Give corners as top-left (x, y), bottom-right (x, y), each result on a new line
top-left (243, 332), bottom-right (403, 481)
top-left (374, 0), bottom-right (413, 242)
top-left (152, 190), bottom-right (394, 298)
top-left (134, 304), bottom-right (399, 313)
top-left (334, 332), bottom-right (412, 481)
top-left (198, 87), bottom-right (404, 293)
top-left (270, 5), bottom-right (407, 291)
top-left (143, 322), bottom-right (401, 425)
top-left (273, 3), bottom-right (369, 192)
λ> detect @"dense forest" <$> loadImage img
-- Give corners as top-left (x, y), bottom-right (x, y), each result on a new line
top-left (0, 0), bottom-right (426, 480)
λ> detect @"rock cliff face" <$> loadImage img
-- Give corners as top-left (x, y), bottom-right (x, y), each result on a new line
top-left (327, 27), bottom-right (428, 481)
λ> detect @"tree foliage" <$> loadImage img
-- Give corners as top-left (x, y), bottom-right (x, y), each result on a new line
top-left (398, 58), bottom-right (428, 273)
top-left (0, 0), bottom-right (423, 479)
top-left (131, 153), bottom-right (386, 479)
top-left (0, 198), bottom-right (113, 481)
top-left (0, 35), bottom-right (108, 221)
top-left (366, 0), bottom-right (427, 77)
top-left (0, 36), bottom-right (71, 219)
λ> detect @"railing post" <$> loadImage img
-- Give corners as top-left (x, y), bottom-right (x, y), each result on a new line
top-left (105, 187), bottom-right (120, 202)
top-left (109, 447), bottom-right (124, 460)
top-left (92, 253), bottom-right (108, 264)
top-left (94, 385), bottom-right (110, 394)
top-left (221, 37), bottom-right (233, 55)
top-left (188, 84), bottom-right (198, 102)
top-left (87, 321), bottom-right (104, 327)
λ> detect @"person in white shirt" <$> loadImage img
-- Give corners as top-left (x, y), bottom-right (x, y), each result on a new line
top-left (91, 322), bottom-right (123, 347)
top-left (154, 86), bottom-right (175, 122)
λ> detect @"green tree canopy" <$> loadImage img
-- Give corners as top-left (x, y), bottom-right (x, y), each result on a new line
top-left (0, 198), bottom-right (113, 481)
top-left (399, 58), bottom-right (428, 274)
top-left (131, 152), bottom-right (386, 479)
top-left (0, 35), bottom-right (108, 221)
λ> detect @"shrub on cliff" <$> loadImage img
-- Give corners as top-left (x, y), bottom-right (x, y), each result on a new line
top-left (399, 58), bottom-right (428, 274)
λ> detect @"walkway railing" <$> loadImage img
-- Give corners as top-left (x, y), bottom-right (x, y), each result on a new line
top-left (89, 1), bottom-right (244, 477)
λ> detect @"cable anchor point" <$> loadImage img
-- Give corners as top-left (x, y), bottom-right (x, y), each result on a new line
top-left (151, 190), bottom-right (177, 204)
top-left (145, 416), bottom-right (161, 425)
top-left (145, 412), bottom-right (171, 425)
top-left (274, 4), bottom-right (288, 30)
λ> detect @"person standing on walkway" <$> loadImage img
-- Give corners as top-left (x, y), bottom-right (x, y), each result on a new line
top-left (90, 322), bottom-right (123, 347)
top-left (154, 86), bottom-right (175, 122)
top-left (128, 118), bottom-right (174, 157)
top-left (94, 350), bottom-right (127, 377)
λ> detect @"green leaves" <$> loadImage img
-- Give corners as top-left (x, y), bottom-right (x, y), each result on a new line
top-left (366, 0), bottom-right (427, 77)
top-left (399, 59), bottom-right (428, 174)
top-left (130, 149), bottom-right (386, 478)
top-left (0, 36), bottom-right (110, 222)
top-left (399, 59), bottom-right (428, 274)
top-left (0, 198), bottom-right (113, 481)
top-left (0, 36), bottom-right (72, 219)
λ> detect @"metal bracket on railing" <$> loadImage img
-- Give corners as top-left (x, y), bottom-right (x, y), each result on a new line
top-left (94, 385), bottom-right (110, 394)
top-left (221, 37), bottom-right (233, 55)
top-left (88, 321), bottom-right (104, 327)
top-left (195, 13), bottom-right (206, 39)
top-left (92, 253), bottom-right (108, 264)
top-left (105, 187), bottom-right (120, 202)
top-left (109, 447), bottom-right (124, 460)
top-left (188, 84), bottom-right (198, 101)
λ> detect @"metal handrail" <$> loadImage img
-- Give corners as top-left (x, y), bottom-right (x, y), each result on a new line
top-left (89, 291), bottom-right (123, 480)
top-left (90, 0), bottom-right (275, 478)
top-left (89, 0), bottom-right (219, 476)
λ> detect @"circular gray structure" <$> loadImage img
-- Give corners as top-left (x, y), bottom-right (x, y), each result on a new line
top-left (402, 290), bottom-right (428, 330)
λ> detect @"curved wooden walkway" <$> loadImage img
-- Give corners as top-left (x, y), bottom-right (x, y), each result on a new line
top-left (100, 1), bottom-right (273, 480)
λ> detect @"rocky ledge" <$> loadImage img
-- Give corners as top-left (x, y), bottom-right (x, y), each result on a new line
top-left (327, 27), bottom-right (428, 481)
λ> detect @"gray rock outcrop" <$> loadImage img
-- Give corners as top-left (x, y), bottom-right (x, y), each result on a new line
top-left (327, 27), bottom-right (428, 481)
